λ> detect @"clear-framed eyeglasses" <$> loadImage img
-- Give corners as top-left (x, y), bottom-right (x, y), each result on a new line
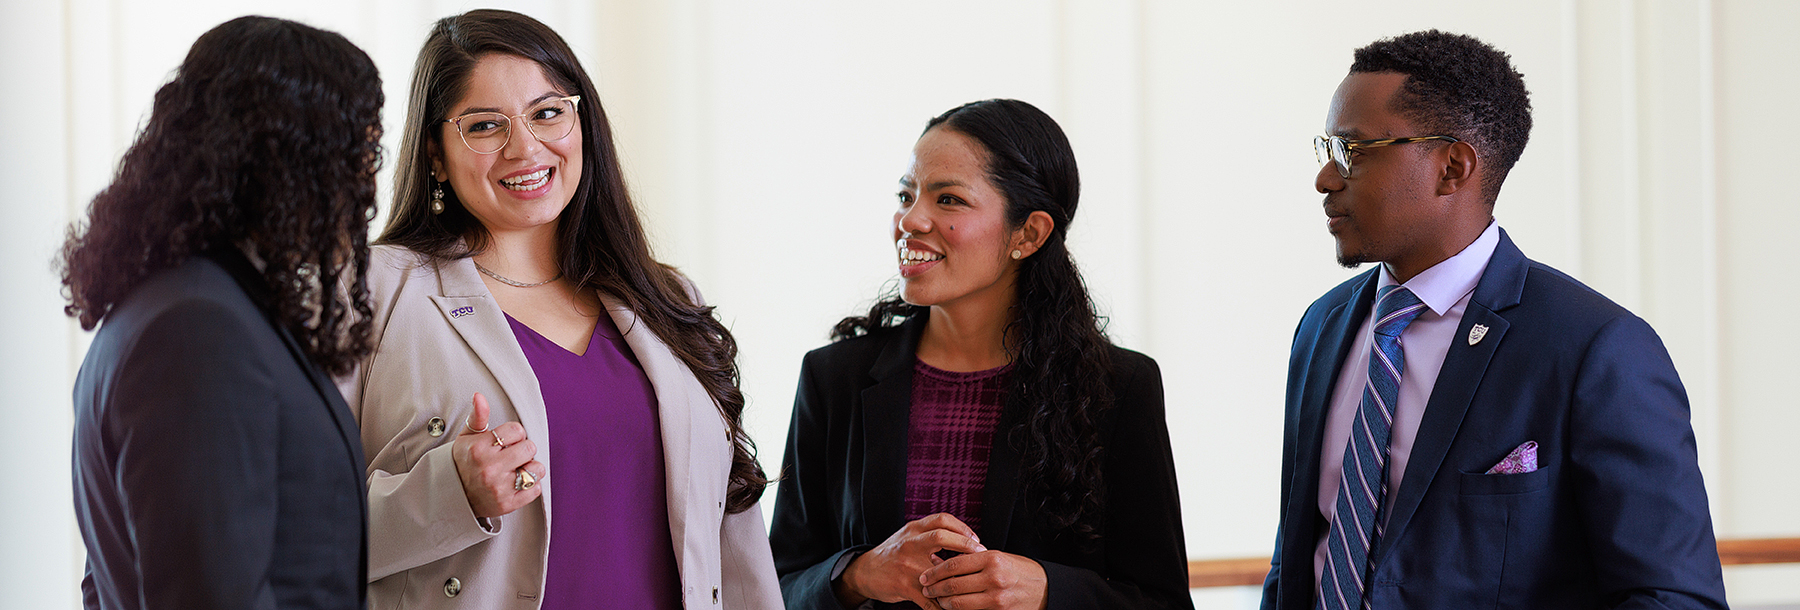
top-left (443, 95), bottom-right (582, 154)
top-left (1314, 133), bottom-right (1460, 178)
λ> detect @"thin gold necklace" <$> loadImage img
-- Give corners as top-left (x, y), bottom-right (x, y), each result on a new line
top-left (473, 261), bottom-right (561, 288)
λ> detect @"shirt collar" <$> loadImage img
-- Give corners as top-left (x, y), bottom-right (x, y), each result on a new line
top-left (1379, 220), bottom-right (1500, 316)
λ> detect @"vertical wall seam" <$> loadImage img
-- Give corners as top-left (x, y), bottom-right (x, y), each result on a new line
top-left (1696, 0), bottom-right (1725, 534)
top-left (1560, 0), bottom-right (1583, 276)
top-left (1132, 0), bottom-right (1150, 348)
top-left (694, 0), bottom-right (716, 283)
top-left (1623, 0), bottom-right (1644, 312)
top-left (60, 0), bottom-right (83, 589)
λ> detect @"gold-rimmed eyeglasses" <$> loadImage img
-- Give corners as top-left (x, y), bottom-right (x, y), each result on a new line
top-left (1314, 134), bottom-right (1460, 178)
top-left (443, 95), bottom-right (582, 154)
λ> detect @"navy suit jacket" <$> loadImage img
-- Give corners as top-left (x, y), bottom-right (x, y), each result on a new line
top-left (72, 250), bottom-right (369, 610)
top-left (1261, 230), bottom-right (1727, 609)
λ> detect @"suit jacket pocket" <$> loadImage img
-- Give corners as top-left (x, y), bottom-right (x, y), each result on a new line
top-left (1458, 467), bottom-right (1550, 495)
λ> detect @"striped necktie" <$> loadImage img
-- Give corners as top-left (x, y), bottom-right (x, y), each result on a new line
top-left (1318, 285), bottom-right (1427, 610)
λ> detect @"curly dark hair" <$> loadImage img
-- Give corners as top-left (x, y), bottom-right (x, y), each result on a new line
top-left (1351, 29), bottom-right (1533, 204)
top-left (379, 9), bottom-right (766, 513)
top-left (58, 16), bottom-right (383, 376)
top-left (835, 99), bottom-right (1114, 544)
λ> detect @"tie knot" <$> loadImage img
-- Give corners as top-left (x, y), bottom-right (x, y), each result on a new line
top-left (1374, 285), bottom-right (1426, 338)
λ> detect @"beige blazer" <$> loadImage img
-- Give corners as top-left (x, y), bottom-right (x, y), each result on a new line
top-left (337, 245), bottom-right (782, 610)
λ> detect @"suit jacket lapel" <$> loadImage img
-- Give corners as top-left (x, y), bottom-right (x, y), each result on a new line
top-left (860, 315), bottom-right (926, 541)
top-left (1373, 230), bottom-right (1528, 569)
top-left (1284, 270), bottom-right (1377, 604)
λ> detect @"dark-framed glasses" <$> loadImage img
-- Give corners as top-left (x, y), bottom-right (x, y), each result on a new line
top-left (1314, 134), bottom-right (1459, 178)
top-left (444, 95), bottom-right (582, 154)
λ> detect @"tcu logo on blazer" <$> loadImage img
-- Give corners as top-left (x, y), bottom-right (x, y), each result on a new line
top-left (449, 306), bottom-right (475, 319)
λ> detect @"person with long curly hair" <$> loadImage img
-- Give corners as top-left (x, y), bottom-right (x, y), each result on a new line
top-left (336, 9), bottom-right (779, 609)
top-left (769, 99), bottom-right (1193, 610)
top-left (61, 16), bottom-right (382, 610)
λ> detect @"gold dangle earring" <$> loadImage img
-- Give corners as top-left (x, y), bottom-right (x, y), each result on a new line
top-left (431, 181), bottom-right (446, 214)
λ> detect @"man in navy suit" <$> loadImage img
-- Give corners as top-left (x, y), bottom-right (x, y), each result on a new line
top-left (1260, 30), bottom-right (1729, 609)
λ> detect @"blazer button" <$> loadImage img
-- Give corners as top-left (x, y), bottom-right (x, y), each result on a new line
top-left (427, 417), bottom-right (447, 437)
top-left (443, 577), bottom-right (462, 597)
top-left (712, 586), bottom-right (719, 604)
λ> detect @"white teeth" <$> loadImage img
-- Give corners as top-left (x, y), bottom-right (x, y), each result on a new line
top-left (897, 247), bottom-right (944, 264)
top-left (501, 168), bottom-right (551, 190)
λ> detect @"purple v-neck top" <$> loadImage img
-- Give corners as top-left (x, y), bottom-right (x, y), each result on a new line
top-left (505, 311), bottom-right (680, 610)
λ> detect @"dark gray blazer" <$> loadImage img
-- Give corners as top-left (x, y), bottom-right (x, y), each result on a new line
top-left (72, 250), bottom-right (368, 610)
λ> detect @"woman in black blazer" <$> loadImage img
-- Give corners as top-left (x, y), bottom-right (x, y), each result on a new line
top-left (60, 17), bottom-right (383, 610)
top-left (770, 99), bottom-right (1194, 610)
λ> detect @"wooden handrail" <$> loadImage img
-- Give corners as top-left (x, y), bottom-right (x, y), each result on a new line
top-left (1188, 536), bottom-right (1800, 588)
top-left (1719, 536), bottom-right (1800, 565)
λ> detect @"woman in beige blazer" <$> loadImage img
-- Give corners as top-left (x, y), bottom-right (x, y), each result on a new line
top-left (337, 9), bottom-right (781, 609)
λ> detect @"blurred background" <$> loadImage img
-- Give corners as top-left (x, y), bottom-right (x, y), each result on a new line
top-left (3, 0), bottom-right (1795, 608)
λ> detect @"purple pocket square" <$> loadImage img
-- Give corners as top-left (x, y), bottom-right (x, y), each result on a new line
top-left (1485, 441), bottom-right (1538, 475)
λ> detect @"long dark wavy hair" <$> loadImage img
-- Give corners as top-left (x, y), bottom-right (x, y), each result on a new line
top-left (379, 9), bottom-right (766, 513)
top-left (834, 99), bottom-right (1114, 543)
top-left (58, 16), bottom-right (382, 376)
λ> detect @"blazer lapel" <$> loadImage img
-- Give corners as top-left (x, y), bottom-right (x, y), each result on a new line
top-left (1373, 230), bottom-right (1528, 569)
top-left (208, 249), bottom-right (369, 488)
top-left (860, 316), bottom-right (927, 541)
top-left (426, 259), bottom-right (551, 479)
top-left (602, 293), bottom-right (706, 564)
top-left (977, 387), bottom-right (1026, 549)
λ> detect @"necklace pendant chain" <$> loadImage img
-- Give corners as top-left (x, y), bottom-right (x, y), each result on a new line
top-left (473, 261), bottom-right (562, 288)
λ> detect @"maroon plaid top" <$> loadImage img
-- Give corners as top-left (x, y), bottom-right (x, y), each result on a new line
top-left (902, 359), bottom-right (1013, 533)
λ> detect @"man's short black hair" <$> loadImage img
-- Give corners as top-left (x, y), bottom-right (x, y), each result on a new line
top-left (1352, 30), bottom-right (1532, 203)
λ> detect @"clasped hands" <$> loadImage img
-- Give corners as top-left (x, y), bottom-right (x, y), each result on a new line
top-left (836, 513), bottom-right (1047, 610)
top-left (450, 393), bottom-right (546, 518)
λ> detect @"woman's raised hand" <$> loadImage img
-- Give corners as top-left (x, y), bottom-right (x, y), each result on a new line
top-left (836, 513), bottom-right (987, 610)
top-left (451, 393), bottom-right (546, 518)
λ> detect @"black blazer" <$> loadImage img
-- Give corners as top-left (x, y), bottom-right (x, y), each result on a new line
top-left (71, 250), bottom-right (369, 610)
top-left (770, 315), bottom-right (1193, 610)
top-left (1261, 230), bottom-right (1727, 609)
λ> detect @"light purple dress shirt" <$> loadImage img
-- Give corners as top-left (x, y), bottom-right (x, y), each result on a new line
top-left (1312, 221), bottom-right (1501, 586)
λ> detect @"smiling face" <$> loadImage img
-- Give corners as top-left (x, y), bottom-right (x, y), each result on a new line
top-left (1316, 71), bottom-right (1461, 278)
top-left (433, 53), bottom-right (583, 237)
top-left (894, 128), bottom-right (1024, 312)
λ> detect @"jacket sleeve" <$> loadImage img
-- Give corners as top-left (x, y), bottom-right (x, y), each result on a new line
top-left (363, 444), bottom-right (498, 580)
top-left (1568, 315), bottom-right (1727, 609)
top-left (1038, 354), bottom-right (1196, 610)
top-left (770, 350), bottom-right (869, 610)
top-left (108, 301), bottom-right (282, 610)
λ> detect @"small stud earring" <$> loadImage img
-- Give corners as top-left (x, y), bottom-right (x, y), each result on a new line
top-left (1011, 249), bottom-right (1023, 260)
top-left (431, 182), bottom-right (446, 214)
top-left (950, 225), bottom-right (956, 230)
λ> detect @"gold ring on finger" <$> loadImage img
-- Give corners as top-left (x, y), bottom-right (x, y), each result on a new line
top-left (492, 430), bottom-right (505, 447)
top-left (514, 469), bottom-right (536, 491)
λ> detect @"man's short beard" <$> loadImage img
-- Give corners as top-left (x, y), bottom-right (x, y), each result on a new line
top-left (1337, 250), bottom-right (1367, 269)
